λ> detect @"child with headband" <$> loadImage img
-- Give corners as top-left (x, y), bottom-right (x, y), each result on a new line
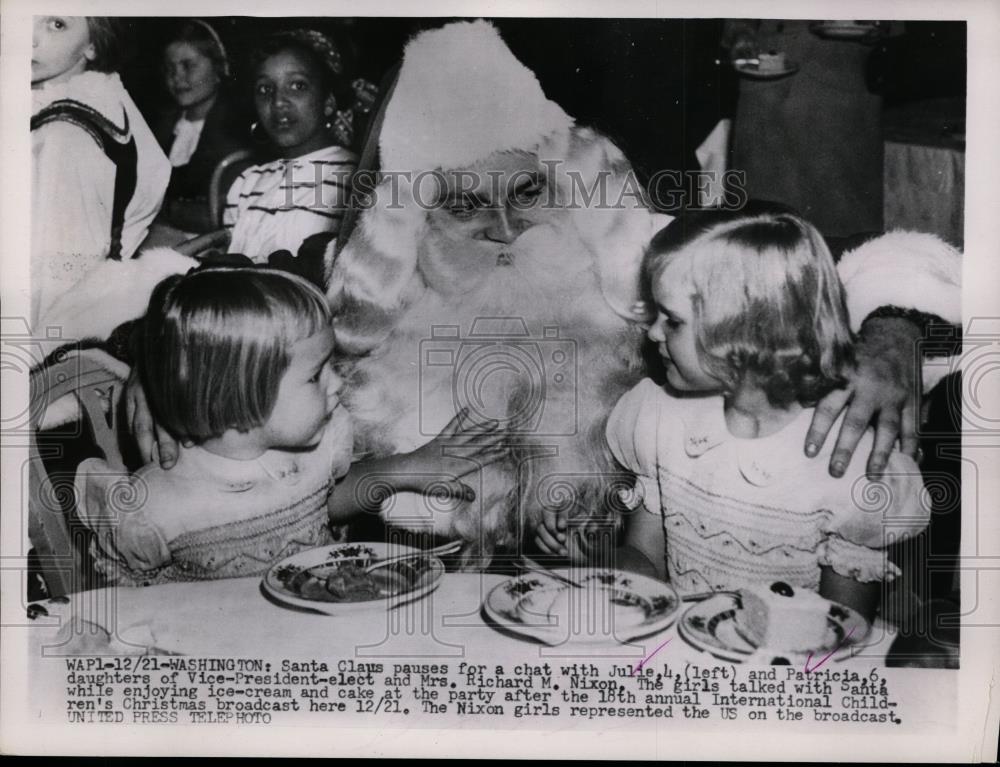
top-left (223, 29), bottom-right (374, 269)
top-left (153, 18), bottom-right (249, 233)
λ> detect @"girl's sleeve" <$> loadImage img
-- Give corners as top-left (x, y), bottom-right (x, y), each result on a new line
top-left (74, 458), bottom-right (172, 572)
top-left (605, 379), bottom-right (665, 515)
top-left (606, 379), bottom-right (661, 475)
top-left (32, 121), bottom-right (115, 268)
top-left (819, 449), bottom-right (929, 583)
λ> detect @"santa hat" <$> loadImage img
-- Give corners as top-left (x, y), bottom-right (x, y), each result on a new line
top-left (379, 20), bottom-right (574, 171)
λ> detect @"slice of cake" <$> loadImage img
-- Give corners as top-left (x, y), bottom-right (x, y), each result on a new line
top-left (756, 51), bottom-right (787, 73)
top-left (733, 581), bottom-right (833, 652)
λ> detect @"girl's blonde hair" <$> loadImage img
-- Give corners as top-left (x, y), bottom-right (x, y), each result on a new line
top-left (140, 267), bottom-right (332, 443)
top-left (84, 18), bottom-right (125, 73)
top-left (645, 212), bottom-right (854, 406)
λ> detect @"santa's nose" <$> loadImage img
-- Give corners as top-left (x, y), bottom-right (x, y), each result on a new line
top-left (483, 208), bottom-right (531, 244)
top-left (647, 321), bottom-right (665, 343)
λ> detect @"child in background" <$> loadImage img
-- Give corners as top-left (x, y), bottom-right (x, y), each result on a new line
top-left (223, 29), bottom-right (363, 266)
top-left (607, 213), bottom-right (928, 616)
top-left (152, 18), bottom-right (249, 234)
top-left (75, 268), bottom-right (502, 585)
top-left (31, 16), bottom-right (170, 325)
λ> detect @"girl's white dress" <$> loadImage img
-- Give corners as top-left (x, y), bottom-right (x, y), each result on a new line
top-left (224, 145), bottom-right (356, 262)
top-left (74, 407), bottom-right (354, 586)
top-left (607, 378), bottom-right (930, 595)
top-left (31, 71), bottom-right (170, 326)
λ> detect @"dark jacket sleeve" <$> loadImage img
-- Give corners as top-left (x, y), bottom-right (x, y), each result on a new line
top-left (157, 92), bottom-right (252, 233)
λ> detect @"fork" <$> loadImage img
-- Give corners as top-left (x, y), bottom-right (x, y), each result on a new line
top-left (516, 556), bottom-right (584, 589)
top-left (362, 539), bottom-right (464, 573)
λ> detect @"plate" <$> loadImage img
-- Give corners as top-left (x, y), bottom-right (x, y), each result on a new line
top-left (262, 542), bottom-right (445, 614)
top-left (809, 21), bottom-right (883, 41)
top-left (678, 593), bottom-right (871, 664)
top-left (483, 569), bottom-right (680, 645)
top-left (734, 60), bottom-right (800, 80)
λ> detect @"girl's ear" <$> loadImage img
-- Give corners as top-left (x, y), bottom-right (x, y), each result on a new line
top-left (83, 42), bottom-right (97, 64)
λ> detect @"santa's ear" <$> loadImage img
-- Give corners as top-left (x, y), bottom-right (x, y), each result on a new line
top-left (549, 127), bottom-right (659, 323)
top-left (325, 176), bottom-right (427, 354)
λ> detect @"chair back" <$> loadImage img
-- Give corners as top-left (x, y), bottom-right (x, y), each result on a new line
top-left (208, 148), bottom-right (255, 229)
top-left (28, 352), bottom-right (127, 597)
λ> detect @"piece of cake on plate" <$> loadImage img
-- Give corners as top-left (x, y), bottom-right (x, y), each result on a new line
top-left (734, 581), bottom-right (834, 652)
top-left (756, 51), bottom-right (787, 73)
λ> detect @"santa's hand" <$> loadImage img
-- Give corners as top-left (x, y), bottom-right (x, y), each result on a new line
top-left (125, 370), bottom-right (180, 469)
top-left (534, 506), bottom-right (568, 557)
top-left (401, 408), bottom-right (507, 487)
top-left (423, 407), bottom-right (506, 473)
top-left (805, 317), bottom-right (922, 479)
top-left (405, 477), bottom-right (479, 503)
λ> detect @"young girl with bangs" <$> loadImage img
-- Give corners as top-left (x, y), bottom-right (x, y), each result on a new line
top-left (75, 268), bottom-right (501, 586)
top-left (606, 213), bottom-right (929, 616)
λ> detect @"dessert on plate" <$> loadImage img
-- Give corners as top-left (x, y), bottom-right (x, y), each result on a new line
top-left (756, 51), bottom-right (788, 73)
top-left (733, 581), bottom-right (835, 652)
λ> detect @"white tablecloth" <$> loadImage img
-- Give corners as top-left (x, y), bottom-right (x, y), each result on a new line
top-left (26, 574), bottom-right (895, 666)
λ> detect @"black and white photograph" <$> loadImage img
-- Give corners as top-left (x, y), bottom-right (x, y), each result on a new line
top-left (1, 0), bottom-right (998, 760)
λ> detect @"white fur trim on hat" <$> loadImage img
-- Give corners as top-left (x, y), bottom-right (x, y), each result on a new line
top-left (380, 20), bottom-right (574, 171)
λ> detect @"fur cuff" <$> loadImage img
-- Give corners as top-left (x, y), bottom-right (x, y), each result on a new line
top-left (36, 247), bottom-right (198, 345)
top-left (837, 230), bottom-right (961, 332)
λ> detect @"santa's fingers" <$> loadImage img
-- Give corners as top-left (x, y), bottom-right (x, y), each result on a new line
top-left (453, 418), bottom-right (502, 442)
top-left (445, 449), bottom-right (509, 478)
top-left (455, 435), bottom-right (508, 458)
top-left (534, 525), bottom-right (567, 557)
top-left (420, 479), bottom-right (476, 503)
top-left (438, 407), bottom-right (475, 437)
top-left (534, 506), bottom-right (568, 556)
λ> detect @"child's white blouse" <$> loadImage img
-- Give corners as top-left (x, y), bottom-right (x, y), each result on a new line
top-left (31, 71), bottom-right (170, 325)
top-left (223, 144), bottom-right (356, 261)
top-left (74, 407), bottom-right (354, 585)
top-left (607, 378), bottom-right (929, 595)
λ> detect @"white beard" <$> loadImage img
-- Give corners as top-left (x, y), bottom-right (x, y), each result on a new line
top-left (339, 215), bottom-right (645, 565)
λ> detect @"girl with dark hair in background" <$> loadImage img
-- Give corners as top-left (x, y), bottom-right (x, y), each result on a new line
top-left (223, 29), bottom-right (372, 266)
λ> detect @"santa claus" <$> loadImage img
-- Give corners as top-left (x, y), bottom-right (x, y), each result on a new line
top-left (324, 21), bottom-right (657, 565)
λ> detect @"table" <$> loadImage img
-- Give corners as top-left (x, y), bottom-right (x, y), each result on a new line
top-left (883, 98), bottom-right (965, 247)
top-left (26, 574), bottom-right (895, 666)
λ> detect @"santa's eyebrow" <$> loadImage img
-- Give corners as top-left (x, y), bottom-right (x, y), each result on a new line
top-left (444, 191), bottom-right (490, 207)
top-left (654, 301), bottom-right (681, 318)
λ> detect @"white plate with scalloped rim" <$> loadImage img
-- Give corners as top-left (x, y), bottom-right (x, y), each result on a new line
top-left (678, 592), bottom-right (872, 664)
top-left (483, 569), bottom-right (680, 645)
top-left (263, 542), bottom-right (445, 615)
